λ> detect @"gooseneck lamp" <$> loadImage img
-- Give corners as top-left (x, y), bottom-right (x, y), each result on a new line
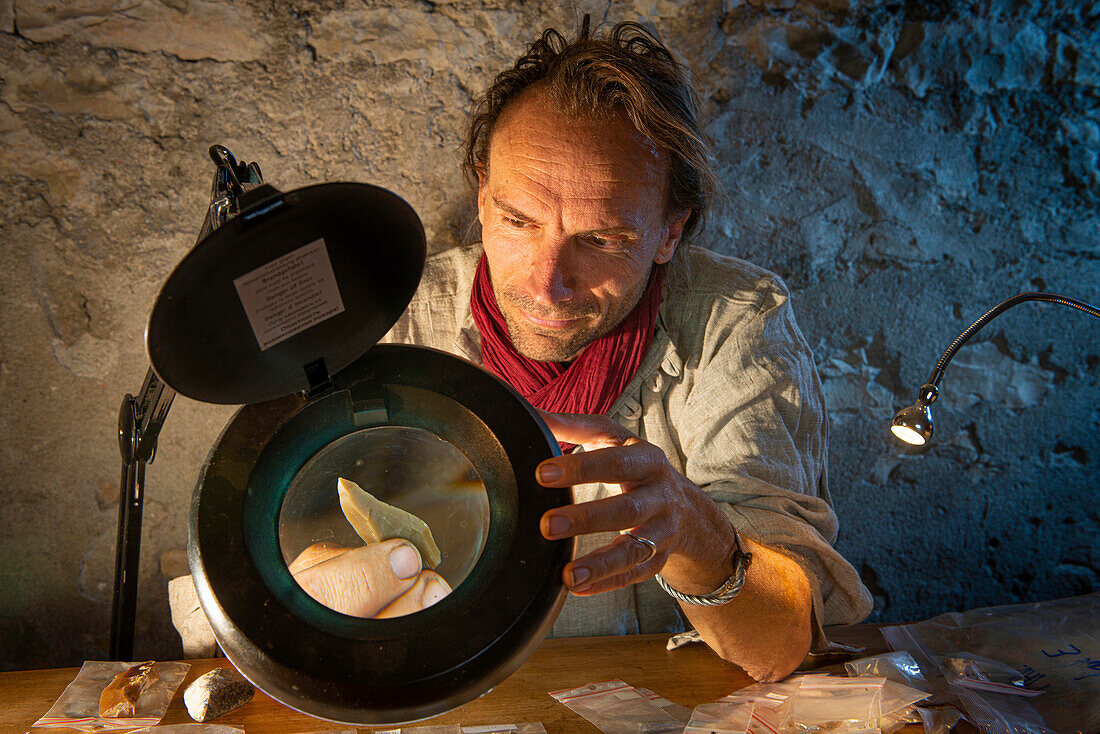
top-left (890, 292), bottom-right (1100, 447)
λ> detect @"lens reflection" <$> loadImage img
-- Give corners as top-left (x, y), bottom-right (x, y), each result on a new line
top-left (279, 426), bottom-right (489, 618)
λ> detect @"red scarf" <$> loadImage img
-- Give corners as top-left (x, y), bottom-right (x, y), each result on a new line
top-left (470, 254), bottom-right (663, 434)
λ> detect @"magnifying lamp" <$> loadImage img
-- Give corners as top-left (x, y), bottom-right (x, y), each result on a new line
top-left (890, 292), bottom-right (1100, 447)
top-left (112, 146), bottom-right (572, 725)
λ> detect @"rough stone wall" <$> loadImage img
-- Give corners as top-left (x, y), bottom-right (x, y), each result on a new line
top-left (1, 0), bottom-right (1096, 671)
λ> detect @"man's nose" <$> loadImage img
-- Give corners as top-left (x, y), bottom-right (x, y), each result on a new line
top-left (524, 236), bottom-right (574, 305)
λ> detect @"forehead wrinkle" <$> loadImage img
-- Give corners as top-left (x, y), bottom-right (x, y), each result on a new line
top-left (487, 92), bottom-right (672, 234)
top-left (511, 156), bottom-right (658, 207)
top-left (502, 149), bottom-right (623, 188)
top-left (493, 156), bottom-right (658, 232)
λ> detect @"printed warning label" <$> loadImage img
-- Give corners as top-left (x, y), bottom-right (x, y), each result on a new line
top-left (233, 238), bottom-right (346, 351)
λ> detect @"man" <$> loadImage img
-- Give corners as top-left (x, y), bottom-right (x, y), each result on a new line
top-left (173, 20), bottom-right (871, 682)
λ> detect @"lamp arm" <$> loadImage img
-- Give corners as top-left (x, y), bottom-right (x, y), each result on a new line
top-left (925, 292), bottom-right (1100, 387)
top-left (107, 145), bottom-right (263, 660)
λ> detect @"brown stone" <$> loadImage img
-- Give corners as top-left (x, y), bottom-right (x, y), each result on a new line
top-left (18, 0), bottom-right (269, 61)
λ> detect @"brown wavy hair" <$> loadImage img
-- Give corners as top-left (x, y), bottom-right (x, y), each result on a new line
top-left (463, 20), bottom-right (718, 242)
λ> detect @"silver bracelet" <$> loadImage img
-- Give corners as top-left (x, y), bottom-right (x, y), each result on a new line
top-left (655, 533), bottom-right (753, 607)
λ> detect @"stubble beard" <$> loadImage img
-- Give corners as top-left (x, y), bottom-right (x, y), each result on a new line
top-left (494, 278), bottom-right (649, 363)
top-left (497, 291), bottom-right (600, 362)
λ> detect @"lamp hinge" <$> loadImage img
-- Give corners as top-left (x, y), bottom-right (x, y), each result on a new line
top-left (304, 357), bottom-right (334, 399)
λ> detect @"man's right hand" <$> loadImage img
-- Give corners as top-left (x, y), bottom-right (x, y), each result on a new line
top-left (288, 539), bottom-right (451, 618)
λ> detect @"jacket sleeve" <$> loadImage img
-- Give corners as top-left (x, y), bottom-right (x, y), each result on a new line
top-left (670, 275), bottom-right (873, 650)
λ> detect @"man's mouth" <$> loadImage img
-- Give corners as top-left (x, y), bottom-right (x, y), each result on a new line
top-left (499, 288), bottom-right (598, 331)
top-left (518, 309), bottom-right (586, 329)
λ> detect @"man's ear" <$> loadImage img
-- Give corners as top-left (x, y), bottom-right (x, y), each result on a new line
top-left (655, 209), bottom-right (690, 264)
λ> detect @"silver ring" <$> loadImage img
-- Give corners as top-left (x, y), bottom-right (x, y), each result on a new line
top-left (623, 531), bottom-right (658, 564)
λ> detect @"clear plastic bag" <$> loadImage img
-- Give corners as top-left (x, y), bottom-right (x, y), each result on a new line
top-left (843, 659), bottom-right (929, 734)
top-left (915, 705), bottom-right (964, 734)
top-left (780, 676), bottom-right (883, 734)
top-left (954, 689), bottom-right (1054, 734)
top-left (636, 686), bottom-right (693, 724)
top-left (881, 592), bottom-right (1098, 733)
top-left (550, 680), bottom-right (683, 734)
top-left (684, 702), bottom-right (755, 734)
top-left (879, 679), bottom-right (930, 733)
top-left (720, 677), bottom-right (802, 734)
top-left (880, 679), bottom-right (930, 716)
top-left (941, 653), bottom-right (1040, 697)
top-left (33, 660), bottom-right (191, 731)
top-left (845, 651), bottom-right (930, 691)
top-left (880, 707), bottom-right (918, 734)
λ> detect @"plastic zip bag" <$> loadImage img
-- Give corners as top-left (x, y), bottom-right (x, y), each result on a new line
top-left (720, 677), bottom-right (802, 734)
top-left (941, 654), bottom-right (1040, 697)
top-left (915, 705), bottom-right (964, 734)
top-left (845, 654), bottom-right (934, 732)
top-left (636, 686), bottom-right (693, 724)
top-left (954, 689), bottom-right (1054, 734)
top-left (880, 680), bottom-right (930, 716)
top-left (684, 702), bottom-right (754, 734)
top-left (881, 593), bottom-right (1099, 733)
top-left (780, 676), bottom-right (883, 734)
top-left (33, 661), bottom-right (191, 731)
top-left (550, 680), bottom-right (683, 734)
top-left (845, 652), bottom-right (930, 692)
top-left (878, 679), bottom-right (930, 733)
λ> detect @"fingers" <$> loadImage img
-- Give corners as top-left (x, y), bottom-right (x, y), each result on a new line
top-left (292, 538), bottom-right (424, 618)
top-left (536, 441), bottom-right (669, 491)
top-left (373, 570), bottom-right (453, 618)
top-left (537, 410), bottom-right (637, 451)
top-left (288, 542), bottom-right (350, 575)
top-left (541, 490), bottom-right (662, 539)
top-left (564, 530), bottom-right (666, 595)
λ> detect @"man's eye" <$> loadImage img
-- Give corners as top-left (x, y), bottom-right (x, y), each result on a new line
top-left (502, 216), bottom-right (527, 228)
top-left (584, 234), bottom-right (617, 248)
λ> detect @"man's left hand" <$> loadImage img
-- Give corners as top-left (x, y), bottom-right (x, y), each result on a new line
top-left (535, 410), bottom-right (815, 683)
top-left (534, 410), bottom-right (734, 596)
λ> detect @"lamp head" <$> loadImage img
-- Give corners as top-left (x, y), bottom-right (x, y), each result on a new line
top-left (890, 383), bottom-right (939, 446)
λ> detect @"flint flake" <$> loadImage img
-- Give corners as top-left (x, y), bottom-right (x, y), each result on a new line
top-left (184, 667), bottom-right (255, 722)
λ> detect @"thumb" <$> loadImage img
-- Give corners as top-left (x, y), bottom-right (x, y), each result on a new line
top-left (293, 539), bottom-right (423, 617)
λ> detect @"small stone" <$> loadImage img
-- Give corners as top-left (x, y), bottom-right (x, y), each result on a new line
top-left (184, 667), bottom-right (255, 722)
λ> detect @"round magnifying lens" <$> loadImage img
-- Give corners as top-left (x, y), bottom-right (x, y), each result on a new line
top-left (278, 426), bottom-right (489, 618)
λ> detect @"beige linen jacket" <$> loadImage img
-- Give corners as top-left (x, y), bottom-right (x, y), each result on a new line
top-left (169, 242), bottom-right (872, 656)
top-left (382, 243), bottom-right (873, 649)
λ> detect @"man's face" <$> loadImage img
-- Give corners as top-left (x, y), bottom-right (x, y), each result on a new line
top-left (477, 89), bottom-right (688, 362)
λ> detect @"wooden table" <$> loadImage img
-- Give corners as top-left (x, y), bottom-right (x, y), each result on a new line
top-left (2, 635), bottom-right (762, 734)
top-left (3, 631), bottom-right (927, 734)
